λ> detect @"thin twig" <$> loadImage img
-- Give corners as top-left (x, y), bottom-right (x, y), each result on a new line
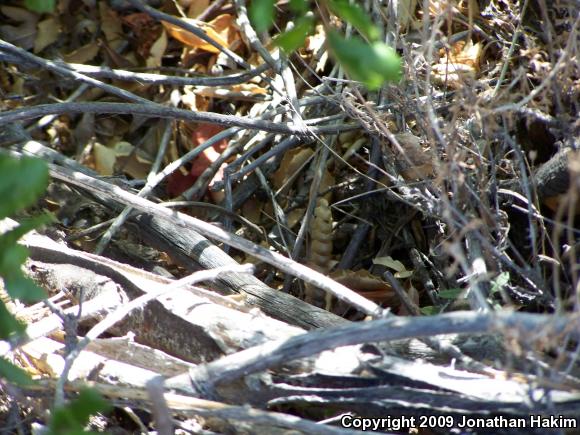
top-left (62, 62), bottom-right (271, 86)
top-left (0, 102), bottom-right (357, 136)
top-left (0, 39), bottom-right (150, 104)
top-left (146, 377), bottom-right (173, 435)
top-left (492, 14), bottom-right (579, 113)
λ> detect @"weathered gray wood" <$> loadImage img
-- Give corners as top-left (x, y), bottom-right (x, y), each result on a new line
top-left (23, 232), bottom-right (303, 364)
top-left (130, 214), bottom-right (347, 330)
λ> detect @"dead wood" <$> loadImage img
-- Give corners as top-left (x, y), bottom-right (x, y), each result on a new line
top-left (22, 230), bottom-right (304, 364)
top-left (128, 213), bottom-right (346, 329)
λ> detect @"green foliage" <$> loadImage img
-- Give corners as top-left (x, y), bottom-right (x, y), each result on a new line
top-left (420, 305), bottom-right (439, 315)
top-left (437, 288), bottom-right (463, 299)
top-left (490, 272), bottom-right (509, 295)
top-left (24, 0), bottom-right (55, 13)
top-left (0, 154), bottom-right (50, 387)
top-left (488, 272), bottom-right (509, 309)
top-left (0, 156), bottom-right (51, 310)
top-left (328, 0), bottom-right (380, 41)
top-left (248, 0), bottom-right (402, 89)
top-left (249, 0), bottom-right (275, 33)
top-left (0, 155), bottom-right (49, 219)
top-left (420, 289), bottom-right (463, 315)
top-left (0, 155), bottom-right (111, 431)
top-left (0, 217), bottom-right (52, 304)
top-left (274, 16), bottom-right (314, 53)
top-left (289, 0), bottom-right (308, 13)
top-left (327, 30), bottom-right (401, 89)
top-left (48, 388), bottom-right (111, 435)
top-left (0, 356), bottom-right (36, 386)
top-left (0, 300), bottom-right (26, 343)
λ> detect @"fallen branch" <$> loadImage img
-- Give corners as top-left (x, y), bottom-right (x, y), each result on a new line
top-left (182, 310), bottom-right (580, 398)
top-left (0, 102), bottom-right (356, 136)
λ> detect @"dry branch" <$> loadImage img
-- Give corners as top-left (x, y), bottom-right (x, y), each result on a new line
top-left (0, 102), bottom-right (357, 136)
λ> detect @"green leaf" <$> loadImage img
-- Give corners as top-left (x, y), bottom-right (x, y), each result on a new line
top-left (328, 0), bottom-right (380, 41)
top-left (49, 388), bottom-right (110, 435)
top-left (249, 0), bottom-right (275, 33)
top-left (0, 356), bottom-right (35, 386)
top-left (0, 216), bottom-right (51, 303)
top-left (4, 269), bottom-right (47, 302)
top-left (0, 244), bottom-right (30, 280)
top-left (438, 288), bottom-right (463, 299)
top-left (420, 306), bottom-right (439, 315)
top-left (0, 302), bottom-right (26, 341)
top-left (327, 30), bottom-right (402, 89)
top-left (289, 0), bottom-right (308, 13)
top-left (24, 0), bottom-right (55, 13)
top-left (0, 236), bottom-right (47, 302)
top-left (0, 214), bottom-right (53, 249)
top-left (490, 272), bottom-right (510, 295)
top-left (0, 155), bottom-right (49, 220)
top-left (274, 16), bottom-right (314, 53)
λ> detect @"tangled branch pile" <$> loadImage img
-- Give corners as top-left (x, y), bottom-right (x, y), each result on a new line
top-left (1, 0), bottom-right (580, 433)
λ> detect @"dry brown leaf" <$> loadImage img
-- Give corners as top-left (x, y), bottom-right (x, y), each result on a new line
top-left (64, 42), bottom-right (100, 64)
top-left (93, 142), bottom-right (116, 176)
top-left (431, 62), bottom-right (476, 87)
top-left (162, 14), bottom-right (239, 53)
top-left (194, 83), bottom-right (269, 100)
top-left (99, 2), bottom-right (124, 50)
top-left (272, 147), bottom-right (315, 191)
top-left (392, 132), bottom-right (434, 180)
top-left (122, 13), bottom-right (162, 59)
top-left (432, 40), bottom-right (482, 87)
top-left (428, 0), bottom-right (459, 16)
top-left (94, 141), bottom-right (152, 178)
top-left (442, 39), bottom-right (482, 70)
top-left (146, 29), bottom-right (167, 68)
top-left (303, 24), bottom-right (328, 72)
top-left (181, 86), bottom-right (210, 111)
top-left (242, 197), bottom-right (264, 224)
top-left (34, 16), bottom-right (60, 53)
top-left (329, 269), bottom-right (397, 303)
top-left (186, 0), bottom-right (210, 18)
top-left (0, 6), bottom-right (38, 50)
top-left (429, 0), bottom-right (479, 17)
top-left (304, 24), bottom-right (325, 53)
top-left (230, 84), bottom-right (268, 95)
top-left (287, 208), bottom-right (305, 228)
top-left (17, 345), bottom-right (58, 377)
top-left (202, 13), bottom-right (240, 46)
top-left (116, 145), bottom-right (153, 180)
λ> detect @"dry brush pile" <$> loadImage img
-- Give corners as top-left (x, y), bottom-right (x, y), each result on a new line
top-left (1, 0), bottom-right (580, 433)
